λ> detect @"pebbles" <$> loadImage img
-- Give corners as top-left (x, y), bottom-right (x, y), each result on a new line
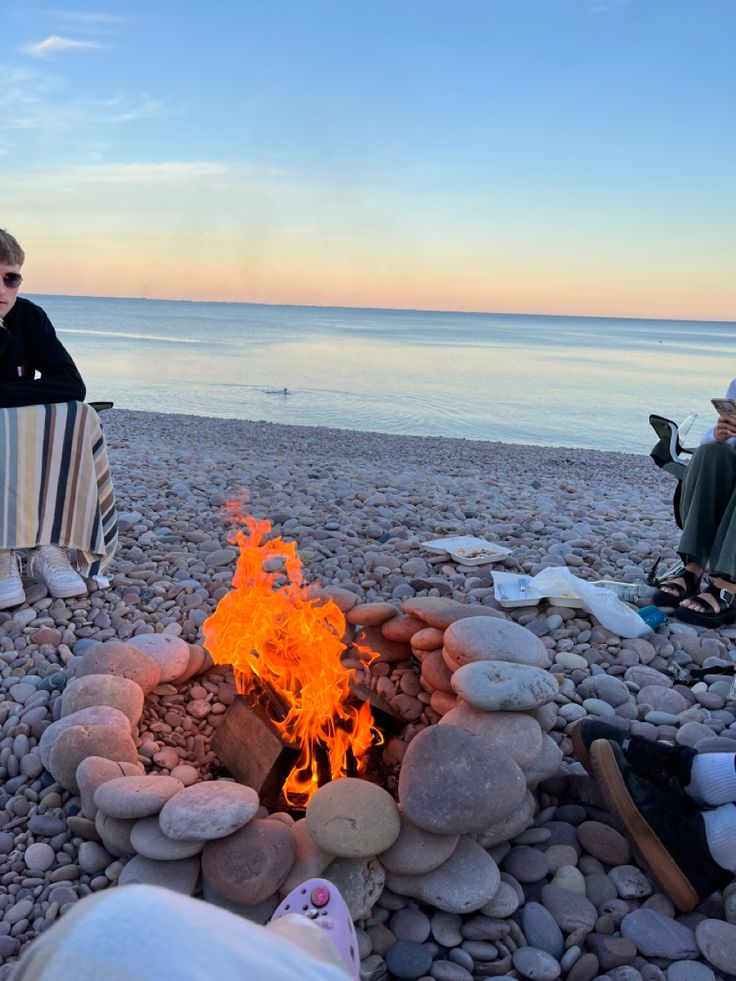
top-left (2, 411), bottom-right (736, 978)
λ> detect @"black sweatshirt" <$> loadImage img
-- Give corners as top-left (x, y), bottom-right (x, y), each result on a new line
top-left (0, 297), bottom-right (86, 408)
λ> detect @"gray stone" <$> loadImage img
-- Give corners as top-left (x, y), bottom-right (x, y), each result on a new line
top-left (385, 836), bottom-right (500, 914)
top-left (398, 724), bottom-right (526, 835)
top-left (439, 704), bottom-right (543, 769)
top-left (321, 856), bottom-right (385, 920)
top-left (48, 724), bottom-right (140, 791)
top-left (159, 780), bottom-right (259, 841)
top-left (75, 641), bottom-right (162, 694)
top-left (379, 810), bottom-right (459, 875)
top-left (695, 918), bottom-right (736, 974)
top-left (522, 902), bottom-right (564, 959)
top-left (451, 660), bottom-right (559, 712)
top-left (125, 633), bottom-right (192, 682)
top-left (620, 909), bottom-right (698, 959)
top-left (512, 946), bottom-right (562, 981)
top-left (384, 940), bottom-right (433, 980)
top-left (130, 816), bottom-right (204, 861)
top-left (202, 818), bottom-right (295, 904)
top-left (94, 775), bottom-right (184, 819)
top-left (39, 705), bottom-right (132, 768)
top-left (118, 854), bottom-right (200, 894)
top-left (541, 883), bottom-right (597, 932)
top-left (442, 616), bottom-right (550, 671)
top-left (61, 674), bottom-right (144, 725)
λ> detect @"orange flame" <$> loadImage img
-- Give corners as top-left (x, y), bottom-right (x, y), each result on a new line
top-left (202, 514), bottom-right (377, 803)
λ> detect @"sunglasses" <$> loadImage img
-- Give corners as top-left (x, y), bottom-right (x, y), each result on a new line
top-left (2, 273), bottom-right (22, 289)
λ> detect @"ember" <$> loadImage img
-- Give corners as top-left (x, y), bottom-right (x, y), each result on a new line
top-left (203, 514), bottom-right (378, 803)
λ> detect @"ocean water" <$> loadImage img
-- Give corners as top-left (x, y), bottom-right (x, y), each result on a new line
top-left (27, 293), bottom-right (736, 454)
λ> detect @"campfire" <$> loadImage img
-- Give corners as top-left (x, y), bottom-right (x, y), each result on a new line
top-left (203, 514), bottom-right (378, 805)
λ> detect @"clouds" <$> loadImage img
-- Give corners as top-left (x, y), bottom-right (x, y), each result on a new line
top-left (21, 35), bottom-right (102, 58)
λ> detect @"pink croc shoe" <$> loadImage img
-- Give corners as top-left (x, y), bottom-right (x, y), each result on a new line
top-left (271, 877), bottom-right (360, 980)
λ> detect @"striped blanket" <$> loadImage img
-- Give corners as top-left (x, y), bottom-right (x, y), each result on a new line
top-left (0, 401), bottom-right (118, 575)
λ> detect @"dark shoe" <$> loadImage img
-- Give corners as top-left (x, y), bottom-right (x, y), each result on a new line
top-left (674, 583), bottom-right (736, 627)
top-left (571, 718), bottom-right (697, 794)
top-left (652, 567), bottom-right (702, 608)
top-left (590, 740), bottom-right (731, 912)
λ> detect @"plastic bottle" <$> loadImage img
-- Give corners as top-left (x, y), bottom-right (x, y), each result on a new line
top-left (593, 581), bottom-right (655, 603)
top-left (678, 411), bottom-right (698, 441)
top-left (637, 605), bottom-right (668, 631)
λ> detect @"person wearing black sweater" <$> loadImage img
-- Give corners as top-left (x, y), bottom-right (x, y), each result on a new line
top-left (0, 228), bottom-right (90, 607)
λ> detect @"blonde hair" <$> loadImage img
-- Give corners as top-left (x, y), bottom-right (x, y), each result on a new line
top-left (0, 229), bottom-right (25, 267)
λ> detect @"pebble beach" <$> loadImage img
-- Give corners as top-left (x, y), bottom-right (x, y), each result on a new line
top-left (3, 408), bottom-right (736, 980)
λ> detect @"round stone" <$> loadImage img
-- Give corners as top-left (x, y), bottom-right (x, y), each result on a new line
top-left (48, 725), bottom-right (140, 791)
top-left (521, 902), bottom-right (564, 959)
top-left (24, 842), bottom-right (56, 872)
top-left (131, 816), bottom-right (204, 860)
top-left (306, 778), bottom-right (401, 858)
top-left (439, 704), bottom-right (543, 769)
top-left (695, 918), bottom-right (736, 974)
top-left (523, 734), bottom-right (564, 785)
top-left (280, 818), bottom-right (333, 894)
top-left (61, 674), bottom-right (144, 725)
top-left (118, 854), bottom-right (200, 894)
top-left (202, 817), bottom-right (295, 904)
top-left (512, 946), bottom-right (561, 981)
top-left (577, 821), bottom-right (631, 866)
top-left (385, 940), bottom-right (433, 980)
top-left (379, 810), bottom-right (459, 875)
top-left (39, 705), bottom-right (132, 769)
top-left (502, 846), bottom-right (550, 883)
top-left (390, 907), bottom-right (431, 943)
top-left (620, 908), bottom-right (697, 959)
top-left (398, 724), bottom-right (527, 835)
top-left (443, 616), bottom-right (550, 671)
top-left (321, 856), bottom-right (385, 920)
top-left (385, 837), bottom-right (500, 914)
top-left (74, 641), bottom-right (162, 694)
top-left (95, 811), bottom-right (136, 854)
top-left (159, 781), bottom-right (259, 841)
top-left (94, 775), bottom-right (185, 819)
top-left (77, 757), bottom-right (144, 819)
top-left (451, 660), bottom-right (559, 712)
top-left (78, 841), bottom-right (113, 874)
top-left (125, 633), bottom-right (191, 683)
top-left (541, 883), bottom-right (597, 932)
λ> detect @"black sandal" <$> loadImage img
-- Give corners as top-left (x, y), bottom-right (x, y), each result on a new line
top-left (652, 568), bottom-right (702, 608)
top-left (673, 583), bottom-right (736, 627)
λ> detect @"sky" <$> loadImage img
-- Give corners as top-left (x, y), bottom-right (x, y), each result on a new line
top-left (1, 1), bottom-right (735, 320)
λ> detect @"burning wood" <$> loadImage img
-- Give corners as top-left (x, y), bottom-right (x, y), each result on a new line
top-left (203, 514), bottom-right (379, 804)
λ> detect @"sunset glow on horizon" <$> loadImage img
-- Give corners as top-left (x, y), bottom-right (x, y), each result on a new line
top-left (2, 1), bottom-right (735, 323)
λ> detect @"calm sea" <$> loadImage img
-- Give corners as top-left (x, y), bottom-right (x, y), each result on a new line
top-left (27, 294), bottom-right (736, 454)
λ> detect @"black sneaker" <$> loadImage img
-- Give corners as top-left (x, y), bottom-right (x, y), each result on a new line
top-left (571, 718), bottom-right (696, 794)
top-left (589, 739), bottom-right (731, 912)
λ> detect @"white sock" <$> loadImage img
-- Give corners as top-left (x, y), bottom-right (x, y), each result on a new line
top-left (686, 753), bottom-right (736, 806)
top-left (702, 804), bottom-right (736, 873)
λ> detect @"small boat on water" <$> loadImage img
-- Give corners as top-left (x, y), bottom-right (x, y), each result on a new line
top-left (264, 387), bottom-right (290, 395)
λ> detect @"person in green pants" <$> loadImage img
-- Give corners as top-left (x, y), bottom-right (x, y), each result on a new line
top-left (652, 388), bottom-right (736, 625)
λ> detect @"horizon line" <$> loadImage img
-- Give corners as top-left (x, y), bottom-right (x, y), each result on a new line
top-left (24, 290), bottom-right (736, 328)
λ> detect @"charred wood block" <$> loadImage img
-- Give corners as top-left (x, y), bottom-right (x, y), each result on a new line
top-left (211, 695), bottom-right (300, 802)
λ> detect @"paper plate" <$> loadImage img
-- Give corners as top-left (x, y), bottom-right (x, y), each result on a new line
top-left (422, 535), bottom-right (512, 565)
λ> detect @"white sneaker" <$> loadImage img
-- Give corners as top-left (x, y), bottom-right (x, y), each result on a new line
top-left (0, 549), bottom-right (25, 610)
top-left (29, 545), bottom-right (87, 599)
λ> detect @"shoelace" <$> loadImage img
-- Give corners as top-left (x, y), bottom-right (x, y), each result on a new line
top-left (37, 547), bottom-right (73, 573)
top-left (0, 551), bottom-right (17, 578)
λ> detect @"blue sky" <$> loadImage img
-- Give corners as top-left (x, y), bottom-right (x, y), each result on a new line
top-left (2, 1), bottom-right (735, 319)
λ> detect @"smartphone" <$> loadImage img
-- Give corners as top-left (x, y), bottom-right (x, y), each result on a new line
top-left (711, 398), bottom-right (736, 416)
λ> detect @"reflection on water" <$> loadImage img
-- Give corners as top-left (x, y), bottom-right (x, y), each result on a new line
top-left (30, 294), bottom-right (736, 453)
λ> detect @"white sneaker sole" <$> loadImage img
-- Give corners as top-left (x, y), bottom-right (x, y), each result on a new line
top-left (0, 585), bottom-right (26, 610)
top-left (45, 580), bottom-right (88, 599)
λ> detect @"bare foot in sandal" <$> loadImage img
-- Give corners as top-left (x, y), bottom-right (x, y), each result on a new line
top-left (675, 577), bottom-right (736, 626)
top-left (652, 563), bottom-right (703, 608)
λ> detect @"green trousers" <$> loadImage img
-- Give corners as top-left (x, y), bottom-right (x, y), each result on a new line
top-left (679, 442), bottom-right (736, 580)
